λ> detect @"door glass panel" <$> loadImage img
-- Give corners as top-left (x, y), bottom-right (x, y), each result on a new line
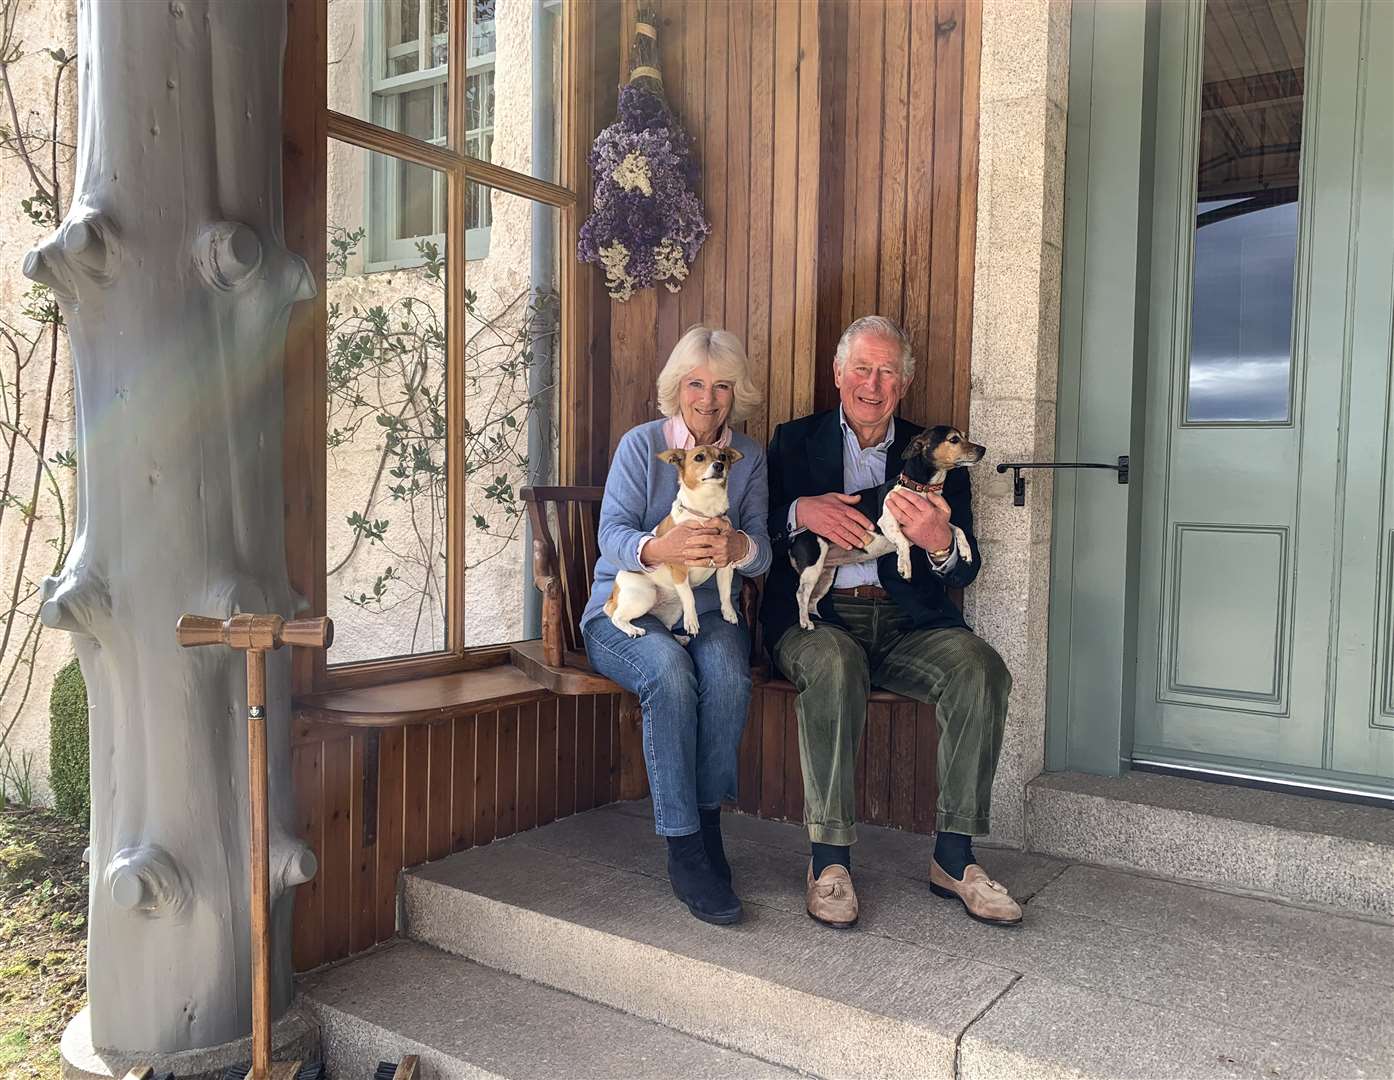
top-left (1185, 0), bottom-right (1307, 423)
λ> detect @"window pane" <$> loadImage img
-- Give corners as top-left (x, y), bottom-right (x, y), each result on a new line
top-left (400, 87), bottom-right (435, 141)
top-left (1185, 0), bottom-right (1306, 423)
top-left (398, 160), bottom-right (436, 240)
top-left (329, 0), bottom-right (448, 141)
top-left (465, 0), bottom-right (558, 184)
top-left (462, 181), bottom-right (560, 647)
top-left (326, 140), bottom-right (450, 664)
top-left (471, 0), bottom-right (497, 59)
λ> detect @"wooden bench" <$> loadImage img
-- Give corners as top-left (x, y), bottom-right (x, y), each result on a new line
top-left (509, 485), bottom-right (918, 801)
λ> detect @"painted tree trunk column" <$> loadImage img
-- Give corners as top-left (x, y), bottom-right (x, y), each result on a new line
top-left (24, 0), bottom-right (316, 1055)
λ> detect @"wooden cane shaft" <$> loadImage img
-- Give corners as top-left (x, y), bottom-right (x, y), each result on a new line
top-left (246, 648), bottom-right (272, 1080)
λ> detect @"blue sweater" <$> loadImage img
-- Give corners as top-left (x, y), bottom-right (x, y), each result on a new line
top-left (581, 419), bottom-right (773, 630)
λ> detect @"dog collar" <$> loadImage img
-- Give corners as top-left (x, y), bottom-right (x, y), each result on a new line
top-left (897, 473), bottom-right (943, 495)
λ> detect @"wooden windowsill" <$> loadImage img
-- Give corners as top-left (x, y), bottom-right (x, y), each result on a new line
top-left (294, 663), bottom-right (549, 728)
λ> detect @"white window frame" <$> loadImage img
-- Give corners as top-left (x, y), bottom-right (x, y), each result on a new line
top-left (366, 0), bottom-right (496, 271)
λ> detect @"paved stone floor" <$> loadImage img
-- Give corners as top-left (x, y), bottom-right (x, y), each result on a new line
top-left (305, 800), bottom-right (1394, 1079)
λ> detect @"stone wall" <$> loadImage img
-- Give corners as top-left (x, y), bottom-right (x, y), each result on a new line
top-left (0, 0), bottom-right (78, 805)
top-left (965, 0), bottom-right (1070, 847)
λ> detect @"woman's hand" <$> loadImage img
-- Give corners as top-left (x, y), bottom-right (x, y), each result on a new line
top-left (640, 520), bottom-right (720, 567)
top-left (684, 518), bottom-right (750, 568)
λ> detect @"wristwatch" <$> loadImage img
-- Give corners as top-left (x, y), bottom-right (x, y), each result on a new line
top-left (928, 544), bottom-right (952, 560)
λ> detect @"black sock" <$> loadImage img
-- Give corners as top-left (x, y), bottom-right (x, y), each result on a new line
top-left (934, 831), bottom-right (976, 880)
top-left (811, 842), bottom-right (851, 878)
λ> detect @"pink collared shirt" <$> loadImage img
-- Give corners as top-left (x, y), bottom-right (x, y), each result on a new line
top-left (663, 414), bottom-right (733, 450)
top-left (637, 417), bottom-right (758, 570)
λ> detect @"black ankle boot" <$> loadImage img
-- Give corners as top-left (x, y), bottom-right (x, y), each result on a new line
top-left (698, 806), bottom-right (732, 885)
top-left (666, 831), bottom-right (742, 925)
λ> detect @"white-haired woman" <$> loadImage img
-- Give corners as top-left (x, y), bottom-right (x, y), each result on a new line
top-left (580, 326), bottom-right (771, 925)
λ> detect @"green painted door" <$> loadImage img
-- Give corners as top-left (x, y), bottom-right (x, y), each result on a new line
top-left (1133, 0), bottom-right (1394, 794)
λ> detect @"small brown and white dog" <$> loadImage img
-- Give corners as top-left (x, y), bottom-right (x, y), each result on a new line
top-left (789, 425), bottom-right (985, 630)
top-left (605, 445), bottom-right (744, 640)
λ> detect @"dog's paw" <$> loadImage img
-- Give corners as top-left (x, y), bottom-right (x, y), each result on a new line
top-left (621, 624), bottom-right (646, 639)
top-left (683, 617), bottom-right (701, 636)
top-left (897, 557), bottom-right (913, 580)
top-left (721, 607), bottom-right (739, 625)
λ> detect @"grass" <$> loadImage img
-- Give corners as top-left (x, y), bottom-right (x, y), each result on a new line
top-left (0, 804), bottom-right (87, 1080)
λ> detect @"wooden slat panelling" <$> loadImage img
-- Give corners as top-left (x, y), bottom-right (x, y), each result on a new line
top-left (701, 0), bottom-right (728, 327)
top-left (403, 724), bottom-right (429, 868)
top-left (766, 0), bottom-right (801, 432)
top-left (321, 737), bottom-right (352, 961)
top-left (538, 696), bottom-right (559, 826)
top-left (878, 0), bottom-right (910, 324)
top-left (759, 689), bottom-right (786, 820)
top-left (557, 695), bottom-right (578, 818)
top-left (375, 727), bottom-right (405, 942)
top-left (678, 0), bottom-right (707, 332)
top-left (890, 701), bottom-right (917, 831)
top-left (426, 720), bottom-right (452, 861)
top-left (474, 710), bottom-right (498, 844)
top-left (517, 701), bottom-right (539, 833)
top-left (791, 0), bottom-right (822, 422)
top-left (450, 715), bottom-right (475, 852)
top-left (293, 687), bottom-right (618, 973)
top-left (744, 0), bottom-right (776, 449)
top-left (291, 740), bottom-right (323, 973)
top-left (724, 0), bottom-right (751, 378)
top-left (496, 705), bottom-right (519, 840)
top-left (575, 694), bottom-right (597, 812)
top-left (602, 0), bottom-right (976, 446)
top-left (865, 703), bottom-right (891, 825)
top-left (350, 733), bottom-right (377, 955)
top-left (594, 694), bottom-right (615, 805)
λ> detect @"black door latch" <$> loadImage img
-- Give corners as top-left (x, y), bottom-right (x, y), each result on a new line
top-left (994, 456), bottom-right (1129, 507)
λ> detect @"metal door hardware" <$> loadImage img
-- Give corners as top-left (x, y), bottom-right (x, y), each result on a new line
top-left (995, 456), bottom-right (1129, 507)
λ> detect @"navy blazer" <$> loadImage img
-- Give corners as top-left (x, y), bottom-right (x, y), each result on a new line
top-left (761, 408), bottom-right (981, 662)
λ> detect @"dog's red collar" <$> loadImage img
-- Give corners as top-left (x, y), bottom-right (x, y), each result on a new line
top-left (897, 474), bottom-right (943, 495)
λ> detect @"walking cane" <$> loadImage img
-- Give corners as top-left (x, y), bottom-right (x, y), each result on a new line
top-left (175, 613), bottom-right (332, 1080)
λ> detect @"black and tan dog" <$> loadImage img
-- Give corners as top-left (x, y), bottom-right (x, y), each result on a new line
top-left (789, 425), bottom-right (985, 630)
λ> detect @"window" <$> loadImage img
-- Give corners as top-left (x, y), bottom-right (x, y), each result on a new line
top-left (313, 0), bottom-right (575, 685)
top-left (367, 0), bottom-right (497, 264)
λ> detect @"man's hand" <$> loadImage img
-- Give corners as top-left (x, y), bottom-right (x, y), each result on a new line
top-left (683, 517), bottom-right (750, 568)
top-left (886, 488), bottom-right (953, 553)
top-left (797, 492), bottom-right (875, 550)
top-left (641, 521), bottom-right (719, 567)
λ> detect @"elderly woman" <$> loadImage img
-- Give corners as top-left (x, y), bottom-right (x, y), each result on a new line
top-left (581, 326), bottom-right (771, 925)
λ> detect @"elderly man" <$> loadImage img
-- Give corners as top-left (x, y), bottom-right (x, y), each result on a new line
top-left (763, 315), bottom-right (1019, 928)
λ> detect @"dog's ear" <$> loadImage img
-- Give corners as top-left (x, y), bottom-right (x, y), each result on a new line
top-left (724, 448), bottom-right (744, 464)
top-left (657, 448), bottom-right (686, 467)
top-left (906, 431), bottom-right (931, 456)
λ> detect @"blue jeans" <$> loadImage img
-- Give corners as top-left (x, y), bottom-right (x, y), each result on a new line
top-left (583, 611), bottom-right (753, 836)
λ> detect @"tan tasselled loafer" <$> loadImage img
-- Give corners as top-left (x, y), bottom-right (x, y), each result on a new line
top-left (929, 860), bottom-right (1023, 925)
top-left (805, 861), bottom-right (859, 928)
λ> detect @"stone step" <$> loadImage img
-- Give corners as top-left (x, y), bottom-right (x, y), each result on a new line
top-left (403, 802), bottom-right (1394, 1079)
top-left (1026, 769), bottom-right (1394, 921)
top-left (297, 938), bottom-right (797, 1080)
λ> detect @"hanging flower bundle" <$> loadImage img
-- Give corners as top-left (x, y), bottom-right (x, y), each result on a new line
top-left (577, 9), bottom-right (709, 302)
